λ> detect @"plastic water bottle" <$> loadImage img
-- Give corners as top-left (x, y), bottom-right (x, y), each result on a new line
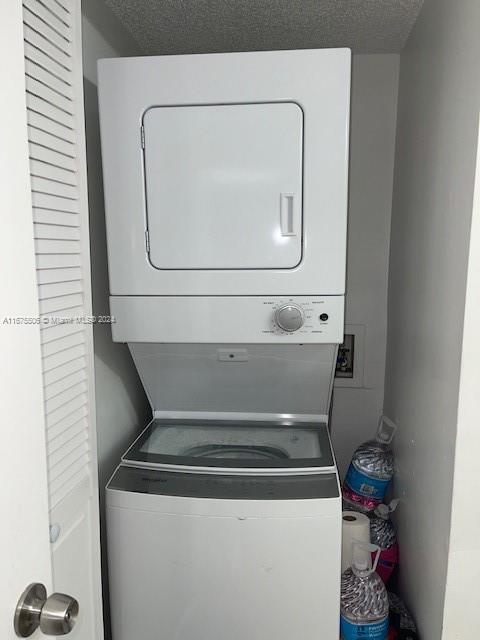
top-left (369, 500), bottom-right (399, 584)
top-left (340, 542), bottom-right (389, 640)
top-left (343, 416), bottom-right (396, 512)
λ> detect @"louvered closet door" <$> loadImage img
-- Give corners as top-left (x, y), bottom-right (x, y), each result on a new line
top-left (22, 0), bottom-right (103, 637)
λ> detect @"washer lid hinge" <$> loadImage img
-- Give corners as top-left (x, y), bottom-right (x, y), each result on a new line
top-left (140, 125), bottom-right (145, 149)
top-left (145, 229), bottom-right (150, 253)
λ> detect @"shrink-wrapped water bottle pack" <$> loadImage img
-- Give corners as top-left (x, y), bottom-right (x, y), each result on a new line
top-left (340, 416), bottom-right (416, 638)
top-left (342, 416), bottom-right (397, 514)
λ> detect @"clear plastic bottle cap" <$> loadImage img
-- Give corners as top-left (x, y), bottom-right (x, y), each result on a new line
top-left (354, 554), bottom-right (369, 571)
top-left (351, 541), bottom-right (381, 576)
top-left (374, 499), bottom-right (400, 519)
top-left (374, 504), bottom-right (390, 519)
top-left (376, 415), bottom-right (397, 444)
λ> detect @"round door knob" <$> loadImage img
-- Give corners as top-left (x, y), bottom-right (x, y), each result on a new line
top-left (14, 583), bottom-right (79, 637)
top-left (274, 304), bottom-right (305, 332)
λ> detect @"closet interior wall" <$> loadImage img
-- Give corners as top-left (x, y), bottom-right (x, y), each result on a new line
top-left (384, 0), bottom-right (480, 638)
top-left (81, 1), bottom-right (150, 635)
top-left (330, 53), bottom-right (398, 476)
top-left (81, 1), bottom-right (149, 495)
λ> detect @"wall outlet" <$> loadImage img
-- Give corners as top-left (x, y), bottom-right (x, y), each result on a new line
top-left (334, 324), bottom-right (365, 388)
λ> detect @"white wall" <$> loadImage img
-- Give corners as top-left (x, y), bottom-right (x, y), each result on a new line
top-left (331, 54), bottom-right (399, 477)
top-left (384, 0), bottom-right (480, 637)
top-left (81, 3), bottom-right (149, 636)
top-left (81, 8), bottom-right (149, 496)
top-left (442, 120), bottom-right (480, 638)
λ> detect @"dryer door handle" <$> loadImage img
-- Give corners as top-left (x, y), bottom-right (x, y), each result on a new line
top-left (280, 193), bottom-right (296, 236)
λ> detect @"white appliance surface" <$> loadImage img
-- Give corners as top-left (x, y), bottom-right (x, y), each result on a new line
top-left (111, 295), bottom-right (344, 343)
top-left (128, 343), bottom-right (337, 418)
top-left (98, 48), bottom-right (350, 298)
top-left (107, 463), bottom-right (341, 640)
top-left (143, 102), bottom-right (303, 270)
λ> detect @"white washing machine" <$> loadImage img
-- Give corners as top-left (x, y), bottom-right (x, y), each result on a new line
top-left (106, 343), bottom-right (341, 640)
top-left (107, 417), bottom-right (341, 640)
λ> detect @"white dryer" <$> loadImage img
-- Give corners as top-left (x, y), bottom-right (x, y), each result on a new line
top-left (107, 418), bottom-right (341, 640)
top-left (97, 48), bottom-right (350, 343)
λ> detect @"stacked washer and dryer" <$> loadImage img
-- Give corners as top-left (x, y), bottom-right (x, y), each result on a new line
top-left (98, 49), bottom-right (351, 640)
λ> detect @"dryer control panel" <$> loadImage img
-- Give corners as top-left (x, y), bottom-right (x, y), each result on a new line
top-left (110, 296), bottom-right (344, 344)
top-left (267, 299), bottom-right (339, 336)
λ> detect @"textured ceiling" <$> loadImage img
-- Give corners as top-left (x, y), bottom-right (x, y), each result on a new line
top-left (103, 0), bottom-right (424, 55)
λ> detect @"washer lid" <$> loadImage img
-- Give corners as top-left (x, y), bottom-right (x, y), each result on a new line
top-left (122, 419), bottom-right (334, 472)
top-left (128, 343), bottom-right (337, 418)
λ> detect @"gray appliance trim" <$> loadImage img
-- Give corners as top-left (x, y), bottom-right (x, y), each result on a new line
top-left (108, 465), bottom-right (339, 500)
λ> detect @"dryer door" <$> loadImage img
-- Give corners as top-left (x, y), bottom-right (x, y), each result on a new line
top-left (143, 103), bottom-right (303, 270)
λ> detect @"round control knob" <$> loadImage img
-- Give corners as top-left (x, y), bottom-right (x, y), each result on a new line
top-left (274, 304), bottom-right (305, 332)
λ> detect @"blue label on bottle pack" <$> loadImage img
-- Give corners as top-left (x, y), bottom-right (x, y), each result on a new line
top-left (345, 464), bottom-right (390, 499)
top-left (340, 615), bottom-right (389, 639)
